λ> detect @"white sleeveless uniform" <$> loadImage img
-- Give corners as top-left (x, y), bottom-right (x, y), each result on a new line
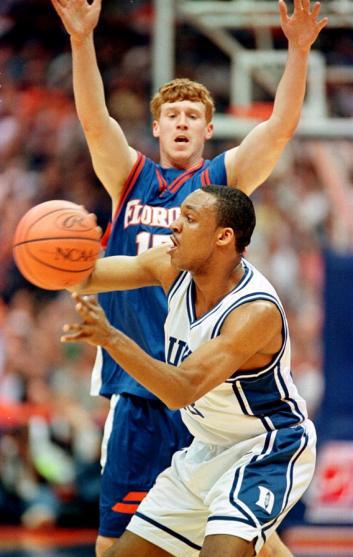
top-left (128, 260), bottom-right (316, 556)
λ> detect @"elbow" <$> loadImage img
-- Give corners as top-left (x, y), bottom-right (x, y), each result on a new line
top-left (165, 401), bottom-right (184, 411)
top-left (164, 379), bottom-right (202, 410)
top-left (269, 114), bottom-right (299, 142)
top-left (164, 393), bottom-right (190, 410)
top-left (283, 123), bottom-right (298, 140)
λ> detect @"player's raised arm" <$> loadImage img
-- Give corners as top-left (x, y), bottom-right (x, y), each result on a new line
top-left (51, 0), bottom-right (137, 212)
top-left (225, 0), bottom-right (328, 195)
top-left (71, 243), bottom-right (178, 295)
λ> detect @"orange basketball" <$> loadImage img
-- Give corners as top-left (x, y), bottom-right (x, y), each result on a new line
top-left (13, 200), bottom-right (102, 290)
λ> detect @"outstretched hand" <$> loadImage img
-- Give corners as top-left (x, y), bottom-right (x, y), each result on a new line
top-left (61, 292), bottom-right (113, 347)
top-left (279, 0), bottom-right (328, 51)
top-left (51, 0), bottom-right (102, 42)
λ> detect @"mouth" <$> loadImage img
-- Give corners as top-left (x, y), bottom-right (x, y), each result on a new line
top-left (167, 234), bottom-right (179, 254)
top-left (174, 135), bottom-right (189, 144)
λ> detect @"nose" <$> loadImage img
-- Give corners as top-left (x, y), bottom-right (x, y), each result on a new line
top-left (170, 217), bottom-right (182, 232)
top-left (176, 113), bottom-right (188, 129)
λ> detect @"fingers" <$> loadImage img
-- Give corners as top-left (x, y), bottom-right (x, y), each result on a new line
top-left (73, 295), bottom-right (99, 323)
top-left (317, 16), bottom-right (328, 31)
top-left (60, 323), bottom-right (85, 343)
top-left (293, 0), bottom-right (303, 14)
top-left (62, 323), bottom-right (81, 334)
top-left (61, 321), bottom-right (96, 343)
top-left (278, 0), bottom-right (289, 23)
top-left (72, 292), bottom-right (97, 307)
top-left (287, 0), bottom-right (324, 17)
top-left (51, 0), bottom-right (65, 15)
top-left (52, 0), bottom-right (67, 7)
top-left (310, 2), bottom-right (328, 31)
top-left (311, 2), bottom-right (321, 18)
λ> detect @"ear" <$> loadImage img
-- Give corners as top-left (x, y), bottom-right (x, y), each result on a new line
top-left (205, 123), bottom-right (214, 141)
top-left (216, 227), bottom-right (234, 246)
top-left (152, 120), bottom-right (160, 138)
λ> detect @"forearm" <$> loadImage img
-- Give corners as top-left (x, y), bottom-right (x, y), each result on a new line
top-left (270, 45), bottom-right (309, 137)
top-left (71, 34), bottom-right (110, 132)
top-left (103, 328), bottom-right (187, 409)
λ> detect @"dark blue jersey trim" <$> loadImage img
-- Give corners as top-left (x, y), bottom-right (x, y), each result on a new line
top-left (229, 431), bottom-right (275, 530)
top-left (284, 429), bottom-right (309, 510)
top-left (207, 515), bottom-right (253, 526)
top-left (187, 280), bottom-right (195, 325)
top-left (276, 364), bottom-right (306, 423)
top-left (188, 260), bottom-right (253, 328)
top-left (260, 428), bottom-right (309, 536)
top-left (229, 468), bottom-right (258, 529)
top-left (212, 292), bottom-right (287, 379)
top-left (167, 271), bottom-right (188, 305)
top-left (135, 512), bottom-right (202, 550)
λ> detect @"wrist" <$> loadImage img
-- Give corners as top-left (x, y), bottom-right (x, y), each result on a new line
top-left (287, 42), bottom-right (311, 56)
top-left (101, 325), bottom-right (119, 351)
top-left (70, 34), bottom-right (93, 49)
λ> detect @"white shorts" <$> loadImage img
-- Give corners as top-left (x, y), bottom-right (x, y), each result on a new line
top-left (127, 420), bottom-right (316, 556)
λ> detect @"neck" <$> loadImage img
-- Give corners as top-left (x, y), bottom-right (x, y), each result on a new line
top-left (192, 258), bottom-right (243, 319)
top-left (159, 152), bottom-right (203, 170)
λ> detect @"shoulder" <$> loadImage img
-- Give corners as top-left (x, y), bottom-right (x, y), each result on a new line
top-left (222, 298), bottom-right (283, 338)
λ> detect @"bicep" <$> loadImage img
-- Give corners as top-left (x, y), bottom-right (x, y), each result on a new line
top-left (178, 301), bottom-right (282, 403)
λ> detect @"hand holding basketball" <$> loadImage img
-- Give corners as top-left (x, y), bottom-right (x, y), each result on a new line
top-left (13, 200), bottom-right (102, 290)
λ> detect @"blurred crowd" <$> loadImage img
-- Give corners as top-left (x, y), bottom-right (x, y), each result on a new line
top-left (1, 0), bottom-right (353, 529)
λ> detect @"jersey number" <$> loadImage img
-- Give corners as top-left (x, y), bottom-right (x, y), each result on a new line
top-left (136, 232), bottom-right (171, 254)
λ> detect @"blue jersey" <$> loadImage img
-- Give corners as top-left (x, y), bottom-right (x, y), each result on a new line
top-left (91, 151), bottom-right (227, 398)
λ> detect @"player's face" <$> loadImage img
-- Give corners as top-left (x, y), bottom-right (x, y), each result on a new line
top-left (168, 190), bottom-right (220, 271)
top-left (153, 100), bottom-right (213, 169)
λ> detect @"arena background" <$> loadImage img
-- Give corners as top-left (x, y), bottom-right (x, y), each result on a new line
top-left (0, 0), bottom-right (353, 555)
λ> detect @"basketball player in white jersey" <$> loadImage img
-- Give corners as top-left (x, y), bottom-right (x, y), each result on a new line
top-left (61, 186), bottom-right (316, 557)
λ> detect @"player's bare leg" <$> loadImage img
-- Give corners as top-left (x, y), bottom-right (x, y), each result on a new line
top-left (200, 531), bottom-right (293, 557)
top-left (101, 530), bottom-right (173, 557)
top-left (96, 535), bottom-right (117, 557)
top-left (258, 532), bottom-right (294, 557)
top-left (201, 534), bottom-right (255, 556)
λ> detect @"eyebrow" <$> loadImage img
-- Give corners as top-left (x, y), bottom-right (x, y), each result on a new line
top-left (182, 203), bottom-right (200, 213)
top-left (164, 105), bottom-right (202, 114)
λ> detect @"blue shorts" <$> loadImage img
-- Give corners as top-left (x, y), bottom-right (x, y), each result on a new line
top-left (99, 393), bottom-right (193, 538)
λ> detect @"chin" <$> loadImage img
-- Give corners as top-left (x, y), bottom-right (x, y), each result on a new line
top-left (170, 253), bottom-right (187, 271)
top-left (170, 150), bottom-right (192, 165)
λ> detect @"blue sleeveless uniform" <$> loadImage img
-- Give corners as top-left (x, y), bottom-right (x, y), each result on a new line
top-left (95, 152), bottom-right (228, 537)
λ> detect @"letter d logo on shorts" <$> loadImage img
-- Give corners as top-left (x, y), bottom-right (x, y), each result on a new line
top-left (256, 486), bottom-right (275, 514)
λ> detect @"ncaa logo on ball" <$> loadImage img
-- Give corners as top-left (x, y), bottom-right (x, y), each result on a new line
top-left (54, 247), bottom-right (98, 262)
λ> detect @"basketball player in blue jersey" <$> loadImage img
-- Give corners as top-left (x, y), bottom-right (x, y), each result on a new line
top-left (51, 0), bottom-right (327, 554)
top-left (62, 186), bottom-right (317, 557)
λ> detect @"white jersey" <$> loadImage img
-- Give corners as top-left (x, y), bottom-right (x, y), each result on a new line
top-left (165, 259), bottom-right (308, 446)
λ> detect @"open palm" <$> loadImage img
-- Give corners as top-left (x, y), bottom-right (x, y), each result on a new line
top-left (279, 0), bottom-right (328, 50)
top-left (51, 0), bottom-right (102, 40)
